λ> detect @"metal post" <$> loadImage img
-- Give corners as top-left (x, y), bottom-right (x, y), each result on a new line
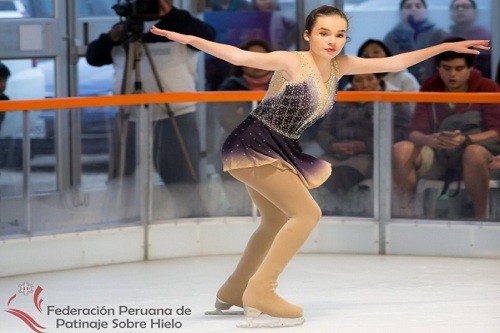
top-left (22, 111), bottom-right (31, 234)
top-left (375, 102), bottom-right (394, 255)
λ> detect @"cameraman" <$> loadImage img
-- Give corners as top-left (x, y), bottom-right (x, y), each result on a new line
top-left (86, 0), bottom-right (215, 185)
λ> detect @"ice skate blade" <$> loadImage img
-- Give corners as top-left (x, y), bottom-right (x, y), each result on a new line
top-left (236, 308), bottom-right (305, 328)
top-left (205, 297), bottom-right (244, 315)
top-left (205, 309), bottom-right (244, 315)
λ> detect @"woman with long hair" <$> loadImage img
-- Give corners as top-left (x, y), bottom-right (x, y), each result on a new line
top-left (150, 5), bottom-right (488, 328)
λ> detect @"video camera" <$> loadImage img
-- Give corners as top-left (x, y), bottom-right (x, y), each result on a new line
top-left (112, 0), bottom-right (160, 21)
top-left (112, 0), bottom-right (161, 36)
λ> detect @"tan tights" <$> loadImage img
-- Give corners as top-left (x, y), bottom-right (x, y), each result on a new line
top-left (217, 164), bottom-right (321, 318)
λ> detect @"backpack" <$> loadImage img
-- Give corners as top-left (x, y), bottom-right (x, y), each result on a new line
top-left (435, 109), bottom-right (500, 198)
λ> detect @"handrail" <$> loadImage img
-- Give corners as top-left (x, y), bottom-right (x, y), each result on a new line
top-left (0, 91), bottom-right (499, 112)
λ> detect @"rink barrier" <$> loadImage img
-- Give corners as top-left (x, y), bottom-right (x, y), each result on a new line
top-left (1, 91), bottom-right (499, 112)
top-left (1, 91), bottom-right (500, 277)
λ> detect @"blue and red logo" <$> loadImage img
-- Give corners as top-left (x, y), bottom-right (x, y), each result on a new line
top-left (5, 282), bottom-right (46, 333)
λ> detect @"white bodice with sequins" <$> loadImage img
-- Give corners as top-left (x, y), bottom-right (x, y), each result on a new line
top-left (250, 52), bottom-right (339, 139)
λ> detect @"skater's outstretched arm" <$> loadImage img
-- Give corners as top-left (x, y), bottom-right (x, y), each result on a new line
top-left (150, 26), bottom-right (300, 81)
top-left (336, 40), bottom-right (490, 77)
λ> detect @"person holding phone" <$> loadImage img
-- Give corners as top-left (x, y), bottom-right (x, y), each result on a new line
top-left (393, 37), bottom-right (500, 219)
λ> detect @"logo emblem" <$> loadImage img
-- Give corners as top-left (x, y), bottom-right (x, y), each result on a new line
top-left (6, 282), bottom-right (46, 333)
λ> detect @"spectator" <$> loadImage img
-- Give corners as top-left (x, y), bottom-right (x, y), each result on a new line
top-left (446, 0), bottom-right (491, 78)
top-left (357, 39), bottom-right (420, 92)
top-left (215, 39), bottom-right (273, 161)
top-left (0, 61), bottom-right (11, 131)
top-left (317, 73), bottom-right (411, 193)
top-left (392, 37), bottom-right (500, 219)
top-left (85, 0), bottom-right (215, 185)
top-left (383, 0), bottom-right (444, 83)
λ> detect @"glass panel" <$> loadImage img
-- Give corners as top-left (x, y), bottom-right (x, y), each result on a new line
top-left (344, 0), bottom-right (493, 79)
top-left (0, 59), bottom-right (54, 196)
top-left (26, 176), bottom-right (140, 235)
top-left (30, 58), bottom-right (57, 194)
top-left (76, 57), bottom-right (116, 190)
top-left (305, 93), bottom-right (379, 218)
top-left (0, 58), bottom-right (55, 237)
top-left (147, 108), bottom-right (210, 219)
top-left (79, 105), bottom-right (115, 190)
top-left (150, 104), bottom-right (253, 220)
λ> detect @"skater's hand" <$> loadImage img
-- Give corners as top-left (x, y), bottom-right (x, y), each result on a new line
top-left (150, 26), bottom-right (191, 45)
top-left (447, 40), bottom-right (490, 54)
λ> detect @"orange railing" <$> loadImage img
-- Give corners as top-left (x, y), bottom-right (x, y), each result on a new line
top-left (0, 91), bottom-right (499, 112)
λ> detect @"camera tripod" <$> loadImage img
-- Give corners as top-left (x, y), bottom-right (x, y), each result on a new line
top-left (109, 32), bottom-right (198, 181)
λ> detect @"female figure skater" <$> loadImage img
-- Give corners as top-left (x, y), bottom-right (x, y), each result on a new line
top-left (150, 5), bottom-right (488, 328)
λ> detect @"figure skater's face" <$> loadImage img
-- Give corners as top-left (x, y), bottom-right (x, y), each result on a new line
top-left (304, 15), bottom-right (348, 59)
top-left (351, 74), bottom-right (381, 91)
top-left (400, 0), bottom-right (427, 23)
top-left (360, 43), bottom-right (388, 58)
top-left (450, 0), bottom-right (476, 26)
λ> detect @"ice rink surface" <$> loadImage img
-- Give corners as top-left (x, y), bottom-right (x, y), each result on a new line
top-left (1, 254), bottom-right (499, 333)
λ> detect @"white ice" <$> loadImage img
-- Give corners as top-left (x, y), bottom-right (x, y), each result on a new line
top-left (1, 254), bottom-right (499, 333)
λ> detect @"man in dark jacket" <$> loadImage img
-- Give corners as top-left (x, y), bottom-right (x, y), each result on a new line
top-left (86, 0), bottom-right (215, 185)
top-left (392, 37), bottom-right (500, 218)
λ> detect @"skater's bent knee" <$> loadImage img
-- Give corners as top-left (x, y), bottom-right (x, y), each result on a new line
top-left (298, 203), bottom-right (321, 227)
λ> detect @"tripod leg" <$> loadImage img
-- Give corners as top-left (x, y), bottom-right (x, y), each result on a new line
top-left (109, 41), bottom-right (137, 179)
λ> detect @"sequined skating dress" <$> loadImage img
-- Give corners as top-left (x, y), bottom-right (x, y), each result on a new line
top-left (222, 52), bottom-right (340, 189)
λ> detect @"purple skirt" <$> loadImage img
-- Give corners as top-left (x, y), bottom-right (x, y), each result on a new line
top-left (221, 115), bottom-right (331, 189)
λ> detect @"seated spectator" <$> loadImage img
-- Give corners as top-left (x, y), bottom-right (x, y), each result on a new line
top-left (214, 39), bottom-right (273, 177)
top-left (383, 0), bottom-right (444, 83)
top-left (446, 0), bottom-right (492, 78)
top-left (316, 73), bottom-right (411, 193)
top-left (392, 37), bottom-right (500, 219)
top-left (357, 39), bottom-right (420, 92)
top-left (0, 61), bottom-right (11, 131)
top-left (211, 39), bottom-right (273, 214)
